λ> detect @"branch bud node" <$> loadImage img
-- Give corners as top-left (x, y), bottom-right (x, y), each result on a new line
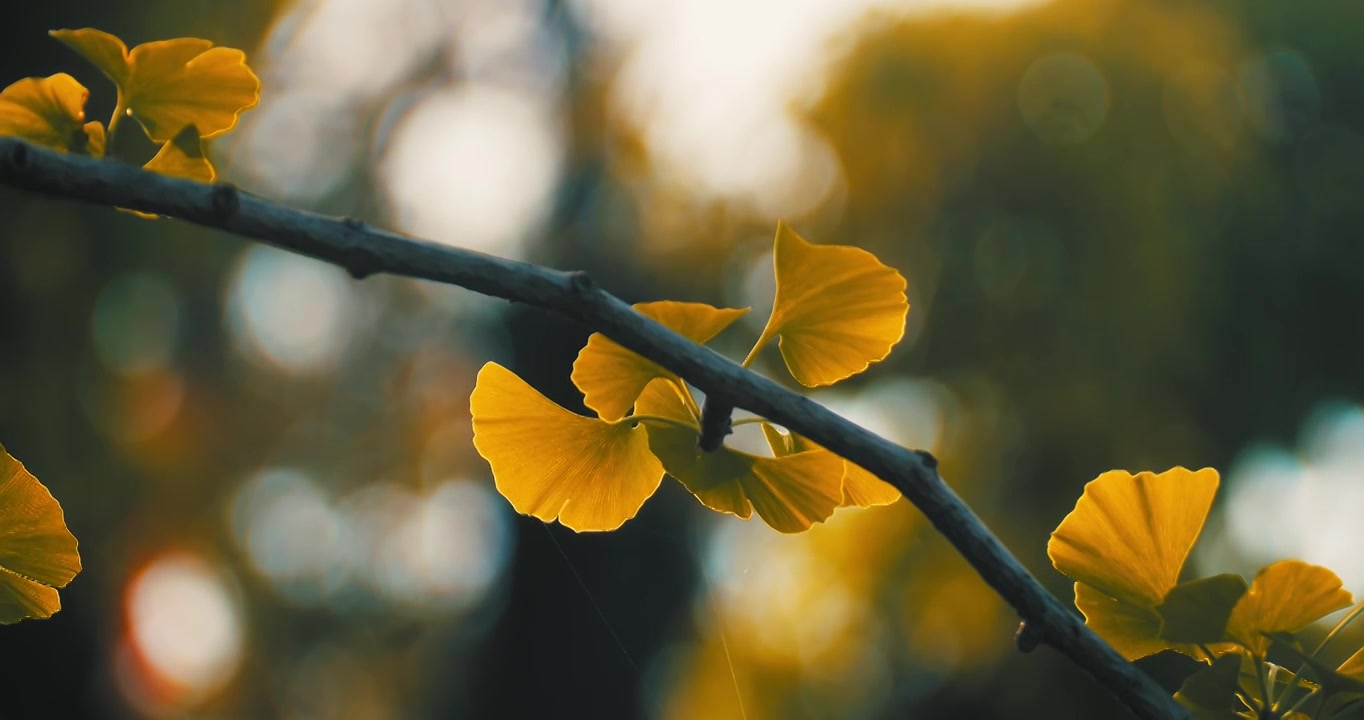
top-left (568, 271), bottom-right (595, 295)
top-left (211, 182), bottom-right (239, 217)
top-left (1016, 621), bottom-right (1043, 653)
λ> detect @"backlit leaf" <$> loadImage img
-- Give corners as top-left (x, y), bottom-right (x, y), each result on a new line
top-left (143, 123), bottom-right (213, 182)
top-left (760, 422), bottom-right (793, 455)
top-left (0, 446), bottom-right (81, 623)
top-left (1158, 574), bottom-right (1249, 644)
top-left (762, 423), bottom-right (900, 507)
top-left (640, 382), bottom-right (843, 533)
top-left (572, 301), bottom-right (748, 422)
top-left (51, 28), bottom-right (260, 142)
top-left (837, 461), bottom-right (903, 507)
top-left (0, 74), bottom-right (105, 155)
top-left (1074, 582), bottom-right (1172, 660)
top-left (1050, 467), bottom-right (1219, 608)
top-left (49, 28), bottom-right (130, 85)
top-left (755, 222), bottom-right (908, 387)
top-left (1226, 560), bottom-right (1353, 654)
top-left (470, 362), bottom-right (664, 532)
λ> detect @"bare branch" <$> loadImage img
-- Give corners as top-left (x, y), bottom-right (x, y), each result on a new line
top-left (0, 138), bottom-right (1186, 720)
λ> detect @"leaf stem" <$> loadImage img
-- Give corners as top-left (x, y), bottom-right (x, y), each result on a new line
top-left (731, 417), bottom-right (768, 427)
top-left (1274, 663), bottom-right (1318, 717)
top-left (106, 91), bottom-right (128, 152)
top-left (740, 327), bottom-right (774, 368)
top-left (1253, 654), bottom-right (1273, 711)
top-left (674, 380), bottom-right (702, 421)
top-left (1278, 687), bottom-right (1318, 718)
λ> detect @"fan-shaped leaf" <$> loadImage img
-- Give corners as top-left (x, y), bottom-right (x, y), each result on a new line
top-left (640, 383), bottom-right (843, 533)
top-left (754, 222), bottom-right (908, 387)
top-left (1050, 467), bottom-right (1219, 608)
top-left (51, 28), bottom-right (259, 142)
top-left (572, 301), bottom-right (747, 422)
top-left (1226, 560), bottom-right (1353, 655)
top-left (761, 423), bottom-right (900, 507)
top-left (0, 74), bottom-right (104, 155)
top-left (0, 447), bottom-right (81, 624)
top-left (470, 362), bottom-right (664, 532)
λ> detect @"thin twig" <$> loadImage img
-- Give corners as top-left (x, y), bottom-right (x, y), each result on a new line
top-left (0, 138), bottom-right (1188, 720)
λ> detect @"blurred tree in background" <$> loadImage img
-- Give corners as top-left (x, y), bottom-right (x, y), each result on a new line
top-left (3, 0), bottom-right (1364, 718)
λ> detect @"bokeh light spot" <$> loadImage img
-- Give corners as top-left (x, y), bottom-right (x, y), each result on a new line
top-left (226, 245), bottom-right (359, 374)
top-left (339, 480), bottom-right (513, 615)
top-left (810, 377), bottom-right (952, 454)
top-left (1018, 53), bottom-right (1110, 145)
top-left (123, 553), bottom-right (244, 703)
top-left (1211, 401), bottom-right (1364, 596)
top-left (230, 468), bottom-right (346, 605)
top-left (1239, 49), bottom-right (1320, 144)
top-left (91, 273), bottom-right (181, 375)
top-left (260, 0), bottom-right (453, 103)
top-left (580, 0), bottom-right (1043, 212)
top-left (1162, 62), bottom-right (1241, 153)
top-left (379, 85), bottom-right (562, 259)
top-left (82, 371), bottom-right (186, 444)
top-left (227, 90), bottom-right (358, 203)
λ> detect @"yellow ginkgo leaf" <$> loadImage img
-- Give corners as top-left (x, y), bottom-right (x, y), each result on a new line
top-left (1049, 467), bottom-right (1219, 659)
top-left (1050, 467), bottom-right (1219, 607)
top-left (143, 123), bottom-right (214, 182)
top-left (1225, 560), bottom-right (1353, 654)
top-left (0, 446), bottom-right (81, 624)
top-left (1074, 582), bottom-right (1172, 661)
top-left (470, 362), bottom-right (664, 532)
top-left (760, 422), bottom-right (794, 455)
top-left (752, 222), bottom-right (908, 387)
top-left (839, 462), bottom-right (903, 507)
top-left (572, 301), bottom-right (748, 422)
top-left (0, 74), bottom-right (105, 156)
top-left (761, 423), bottom-right (901, 507)
top-left (51, 28), bottom-right (260, 142)
top-left (640, 382), bottom-right (844, 533)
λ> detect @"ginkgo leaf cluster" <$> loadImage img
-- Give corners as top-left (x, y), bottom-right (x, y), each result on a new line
top-left (1050, 467), bottom-right (1364, 718)
top-left (470, 222), bottom-right (909, 534)
top-left (0, 27), bottom-right (258, 187)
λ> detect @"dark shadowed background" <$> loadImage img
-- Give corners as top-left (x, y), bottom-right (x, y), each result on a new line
top-left (4, 0), bottom-right (1364, 717)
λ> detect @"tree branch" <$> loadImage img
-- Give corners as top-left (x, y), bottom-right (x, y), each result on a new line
top-left (697, 393), bottom-right (734, 452)
top-left (0, 138), bottom-right (1187, 720)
